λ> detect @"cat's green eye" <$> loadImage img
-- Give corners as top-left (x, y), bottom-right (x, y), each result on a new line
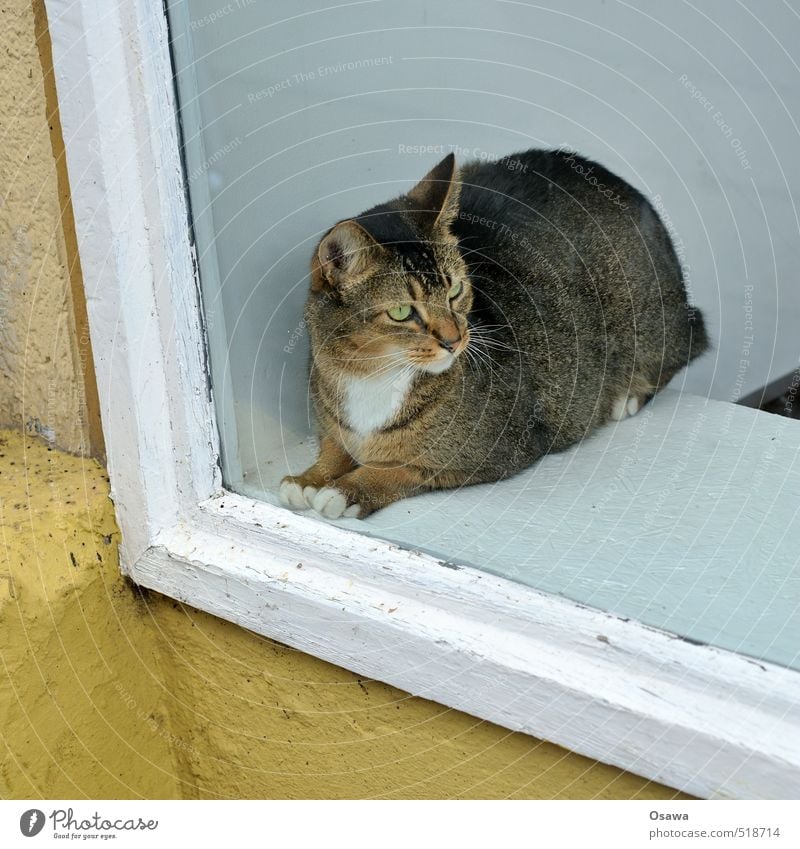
top-left (448, 279), bottom-right (463, 300)
top-left (387, 304), bottom-right (413, 321)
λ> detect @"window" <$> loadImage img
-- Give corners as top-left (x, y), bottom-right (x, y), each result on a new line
top-left (46, 0), bottom-right (800, 799)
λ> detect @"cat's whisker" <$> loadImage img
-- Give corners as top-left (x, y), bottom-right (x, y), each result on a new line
top-left (469, 322), bottom-right (514, 332)
top-left (468, 348), bottom-right (516, 376)
top-left (329, 350), bottom-right (406, 364)
top-left (463, 346), bottom-right (486, 375)
top-left (470, 330), bottom-right (523, 344)
top-left (462, 341), bottom-right (518, 391)
top-left (467, 326), bottom-right (527, 353)
top-left (467, 329), bottom-right (517, 343)
top-left (365, 356), bottom-right (416, 381)
top-left (470, 338), bottom-right (528, 355)
top-left (463, 345), bottom-right (493, 376)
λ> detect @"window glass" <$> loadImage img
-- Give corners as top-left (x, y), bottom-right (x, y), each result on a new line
top-left (166, 0), bottom-right (800, 671)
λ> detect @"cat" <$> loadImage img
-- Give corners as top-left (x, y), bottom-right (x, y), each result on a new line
top-left (280, 149), bottom-right (707, 519)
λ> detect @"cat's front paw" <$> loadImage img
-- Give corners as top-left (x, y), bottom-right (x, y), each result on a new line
top-left (279, 477), bottom-right (310, 510)
top-left (309, 486), bottom-right (364, 520)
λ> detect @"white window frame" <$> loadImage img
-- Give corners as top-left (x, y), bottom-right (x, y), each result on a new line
top-left (45, 0), bottom-right (800, 799)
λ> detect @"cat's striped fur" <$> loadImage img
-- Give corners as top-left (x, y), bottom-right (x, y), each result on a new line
top-left (280, 151), bottom-right (707, 518)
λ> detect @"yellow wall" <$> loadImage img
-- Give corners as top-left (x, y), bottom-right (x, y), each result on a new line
top-left (0, 1), bottom-right (687, 799)
top-left (0, 0), bottom-right (102, 458)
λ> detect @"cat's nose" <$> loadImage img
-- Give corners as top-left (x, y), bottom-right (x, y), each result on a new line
top-left (437, 334), bottom-right (461, 353)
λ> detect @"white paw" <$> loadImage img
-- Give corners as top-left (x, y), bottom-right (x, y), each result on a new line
top-left (302, 485), bottom-right (319, 507)
top-left (279, 480), bottom-right (308, 510)
top-left (610, 396), bottom-right (628, 421)
top-left (311, 487), bottom-right (363, 519)
top-left (611, 394), bottom-right (641, 421)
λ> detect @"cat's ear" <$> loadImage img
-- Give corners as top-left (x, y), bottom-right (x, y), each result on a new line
top-left (313, 220), bottom-right (379, 291)
top-left (406, 153), bottom-right (460, 230)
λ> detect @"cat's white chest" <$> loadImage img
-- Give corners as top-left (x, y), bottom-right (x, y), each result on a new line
top-left (342, 367), bottom-right (414, 436)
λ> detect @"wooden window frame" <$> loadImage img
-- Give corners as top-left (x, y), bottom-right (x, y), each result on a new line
top-left (44, 0), bottom-right (800, 799)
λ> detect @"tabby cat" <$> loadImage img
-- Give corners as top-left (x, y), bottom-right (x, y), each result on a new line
top-left (280, 150), bottom-right (707, 518)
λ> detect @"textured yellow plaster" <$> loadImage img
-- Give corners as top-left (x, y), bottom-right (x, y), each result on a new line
top-left (0, 0), bottom-right (99, 456)
top-left (0, 429), bottom-right (181, 798)
top-left (0, 430), bottom-right (689, 799)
